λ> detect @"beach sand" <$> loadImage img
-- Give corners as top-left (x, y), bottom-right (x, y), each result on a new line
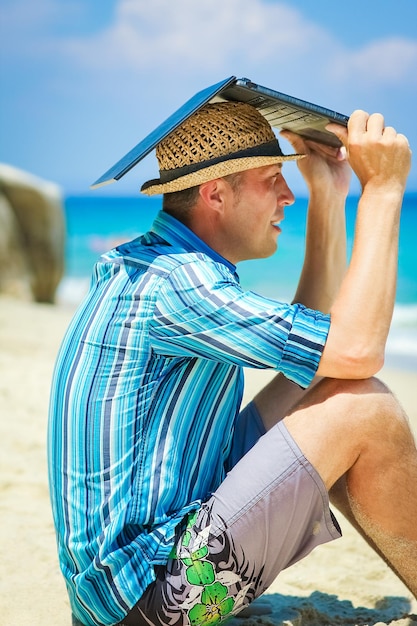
top-left (0, 295), bottom-right (416, 626)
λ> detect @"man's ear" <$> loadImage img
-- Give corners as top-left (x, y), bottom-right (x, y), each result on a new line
top-left (198, 179), bottom-right (229, 215)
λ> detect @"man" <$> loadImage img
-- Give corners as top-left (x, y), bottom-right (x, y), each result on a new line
top-left (48, 100), bottom-right (416, 626)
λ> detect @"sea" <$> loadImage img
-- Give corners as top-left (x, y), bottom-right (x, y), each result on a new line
top-left (58, 193), bottom-right (417, 371)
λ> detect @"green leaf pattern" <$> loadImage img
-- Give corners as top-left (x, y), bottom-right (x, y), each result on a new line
top-left (178, 513), bottom-right (236, 625)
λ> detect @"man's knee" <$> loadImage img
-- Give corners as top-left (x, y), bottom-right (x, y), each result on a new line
top-left (315, 376), bottom-right (409, 434)
top-left (329, 379), bottom-right (416, 471)
top-left (284, 376), bottom-right (412, 489)
top-left (308, 375), bottom-right (400, 417)
top-left (311, 375), bottom-right (389, 401)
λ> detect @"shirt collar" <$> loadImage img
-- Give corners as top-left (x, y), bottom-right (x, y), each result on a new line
top-left (150, 210), bottom-right (237, 274)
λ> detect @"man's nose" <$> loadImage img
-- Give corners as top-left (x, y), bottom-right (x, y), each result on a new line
top-left (279, 177), bottom-right (295, 206)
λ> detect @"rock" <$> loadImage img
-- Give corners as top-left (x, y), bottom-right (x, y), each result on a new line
top-left (0, 164), bottom-right (65, 303)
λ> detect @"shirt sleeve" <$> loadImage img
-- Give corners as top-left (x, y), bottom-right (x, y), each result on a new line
top-left (149, 259), bottom-right (330, 388)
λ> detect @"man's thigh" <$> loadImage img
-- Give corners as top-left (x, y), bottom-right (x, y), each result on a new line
top-left (122, 418), bottom-right (341, 626)
top-left (283, 376), bottom-right (393, 490)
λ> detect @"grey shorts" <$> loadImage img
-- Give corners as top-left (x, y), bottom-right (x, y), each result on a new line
top-left (120, 402), bottom-right (342, 626)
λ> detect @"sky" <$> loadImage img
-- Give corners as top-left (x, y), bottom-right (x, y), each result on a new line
top-left (1, 0), bottom-right (417, 197)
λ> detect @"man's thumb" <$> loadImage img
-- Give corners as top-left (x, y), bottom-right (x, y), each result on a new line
top-left (325, 122), bottom-right (348, 147)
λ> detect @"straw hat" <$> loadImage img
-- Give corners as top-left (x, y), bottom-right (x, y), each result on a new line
top-left (140, 101), bottom-right (304, 195)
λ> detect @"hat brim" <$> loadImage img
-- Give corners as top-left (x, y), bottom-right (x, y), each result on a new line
top-left (141, 152), bottom-right (304, 196)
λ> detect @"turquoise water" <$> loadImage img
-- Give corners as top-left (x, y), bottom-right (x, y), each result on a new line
top-left (59, 193), bottom-right (417, 369)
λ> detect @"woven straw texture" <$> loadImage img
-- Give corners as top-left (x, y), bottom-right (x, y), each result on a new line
top-left (141, 101), bottom-right (304, 194)
top-left (156, 102), bottom-right (276, 170)
top-left (142, 156), bottom-right (301, 195)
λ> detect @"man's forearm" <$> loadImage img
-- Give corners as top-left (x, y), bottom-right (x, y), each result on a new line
top-left (318, 185), bottom-right (404, 378)
top-left (331, 187), bottom-right (400, 350)
top-left (293, 190), bottom-right (347, 313)
top-left (315, 110), bottom-right (411, 379)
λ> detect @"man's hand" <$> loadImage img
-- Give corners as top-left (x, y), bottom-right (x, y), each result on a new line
top-left (326, 110), bottom-right (411, 193)
top-left (316, 111), bottom-right (411, 379)
top-left (280, 129), bottom-right (352, 198)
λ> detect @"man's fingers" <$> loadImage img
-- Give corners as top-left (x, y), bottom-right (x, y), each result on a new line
top-left (280, 130), bottom-right (342, 160)
top-left (365, 112), bottom-right (385, 137)
top-left (325, 122), bottom-right (348, 148)
top-left (327, 111), bottom-right (393, 150)
top-left (397, 132), bottom-right (411, 149)
top-left (336, 109), bottom-right (412, 187)
top-left (337, 146), bottom-right (348, 161)
top-left (347, 109), bottom-right (369, 134)
top-left (279, 129), bottom-right (308, 154)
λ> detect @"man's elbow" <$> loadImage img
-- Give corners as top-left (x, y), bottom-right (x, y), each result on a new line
top-left (319, 343), bottom-right (385, 379)
top-left (344, 347), bottom-right (385, 379)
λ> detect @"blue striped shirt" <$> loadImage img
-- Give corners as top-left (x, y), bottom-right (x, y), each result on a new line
top-left (48, 210), bottom-right (330, 625)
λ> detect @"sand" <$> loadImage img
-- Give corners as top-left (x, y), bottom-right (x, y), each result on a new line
top-left (0, 295), bottom-right (416, 626)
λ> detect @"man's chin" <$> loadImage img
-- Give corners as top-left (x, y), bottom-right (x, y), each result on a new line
top-left (263, 242), bottom-right (278, 259)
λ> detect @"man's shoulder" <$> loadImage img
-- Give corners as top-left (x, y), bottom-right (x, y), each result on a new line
top-left (105, 236), bottom-right (237, 291)
top-left (163, 251), bottom-right (236, 283)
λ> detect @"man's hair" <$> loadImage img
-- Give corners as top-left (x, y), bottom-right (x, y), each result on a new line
top-left (162, 172), bottom-right (244, 225)
top-left (162, 185), bottom-right (200, 225)
top-left (225, 171), bottom-right (244, 202)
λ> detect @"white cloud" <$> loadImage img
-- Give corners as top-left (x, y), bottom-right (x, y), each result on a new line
top-left (47, 0), bottom-right (416, 105)
top-left (326, 37), bottom-right (417, 88)
top-left (4, 0), bottom-right (416, 95)
top-left (61, 0), bottom-right (331, 73)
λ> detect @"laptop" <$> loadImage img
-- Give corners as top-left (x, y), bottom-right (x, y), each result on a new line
top-left (91, 76), bottom-right (349, 189)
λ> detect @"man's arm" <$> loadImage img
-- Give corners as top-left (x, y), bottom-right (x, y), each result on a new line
top-left (280, 130), bottom-right (352, 314)
top-left (253, 136), bottom-right (352, 424)
top-left (316, 110), bottom-right (411, 379)
top-left (253, 111), bottom-right (411, 427)
top-left (283, 111), bottom-right (410, 379)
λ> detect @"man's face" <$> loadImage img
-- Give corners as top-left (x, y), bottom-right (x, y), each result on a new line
top-left (222, 164), bottom-right (295, 264)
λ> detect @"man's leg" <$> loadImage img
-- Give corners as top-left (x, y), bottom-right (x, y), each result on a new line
top-left (255, 375), bottom-right (417, 597)
top-left (122, 406), bottom-right (341, 625)
top-left (329, 475), bottom-right (414, 594)
top-left (121, 375), bottom-right (416, 625)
